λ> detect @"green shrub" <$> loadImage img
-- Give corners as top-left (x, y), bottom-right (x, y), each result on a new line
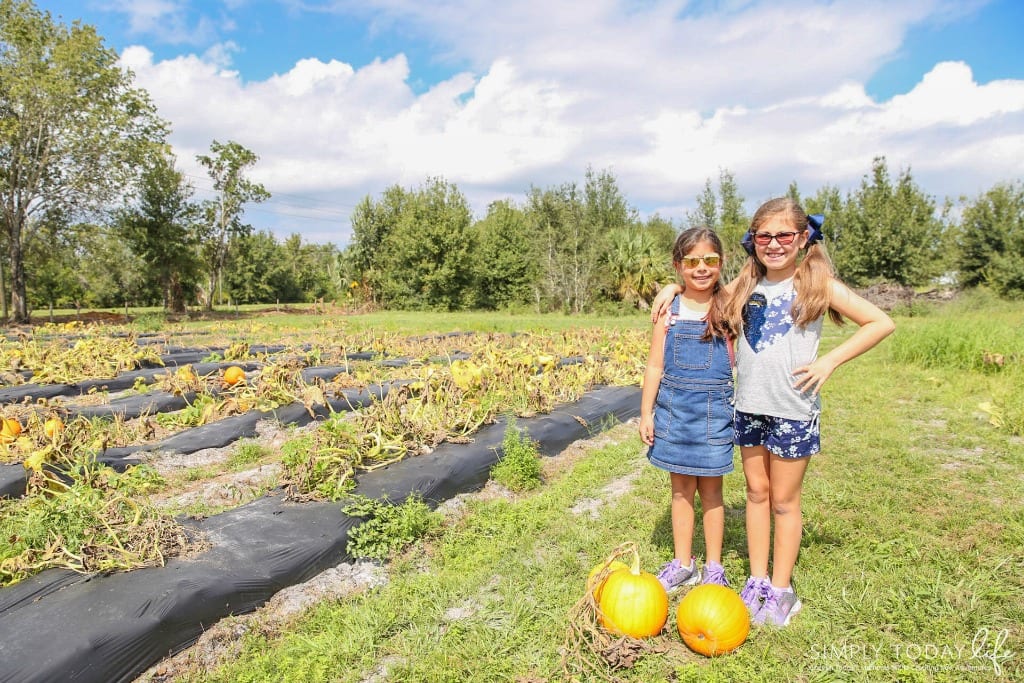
top-left (343, 493), bottom-right (439, 560)
top-left (491, 418), bottom-right (543, 492)
top-left (131, 312), bottom-right (166, 332)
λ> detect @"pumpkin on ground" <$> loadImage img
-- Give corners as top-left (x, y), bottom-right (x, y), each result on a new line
top-left (597, 548), bottom-right (668, 638)
top-left (1, 418), bottom-right (23, 443)
top-left (223, 366), bottom-right (246, 386)
top-left (676, 584), bottom-right (750, 656)
top-left (43, 417), bottom-right (64, 439)
top-left (586, 560), bottom-right (629, 601)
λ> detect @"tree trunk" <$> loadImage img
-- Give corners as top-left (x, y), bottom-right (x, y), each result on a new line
top-left (9, 221), bottom-right (29, 324)
top-left (0, 255), bottom-right (7, 324)
top-left (168, 273), bottom-right (186, 314)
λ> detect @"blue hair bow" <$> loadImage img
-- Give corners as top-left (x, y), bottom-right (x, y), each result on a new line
top-left (806, 214), bottom-right (825, 245)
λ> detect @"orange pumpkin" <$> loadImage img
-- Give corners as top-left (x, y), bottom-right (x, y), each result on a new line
top-left (223, 366), bottom-right (246, 386)
top-left (676, 584), bottom-right (750, 656)
top-left (598, 550), bottom-right (668, 638)
top-left (1, 418), bottom-right (22, 443)
top-left (43, 417), bottom-right (64, 439)
top-left (587, 560), bottom-right (629, 601)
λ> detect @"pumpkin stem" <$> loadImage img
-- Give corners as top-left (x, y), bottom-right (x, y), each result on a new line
top-left (599, 541), bottom-right (640, 576)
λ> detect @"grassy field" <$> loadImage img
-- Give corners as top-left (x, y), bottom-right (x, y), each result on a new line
top-left (139, 295), bottom-right (1021, 682)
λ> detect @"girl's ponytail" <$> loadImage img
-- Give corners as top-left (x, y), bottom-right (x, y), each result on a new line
top-left (793, 236), bottom-right (844, 327)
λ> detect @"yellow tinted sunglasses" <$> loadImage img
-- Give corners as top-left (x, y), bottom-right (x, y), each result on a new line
top-left (679, 254), bottom-right (721, 268)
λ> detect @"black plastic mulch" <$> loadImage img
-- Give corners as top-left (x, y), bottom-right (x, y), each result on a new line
top-left (0, 385), bottom-right (640, 683)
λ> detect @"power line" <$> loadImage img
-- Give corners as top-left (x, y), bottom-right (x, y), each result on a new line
top-left (177, 173), bottom-right (366, 228)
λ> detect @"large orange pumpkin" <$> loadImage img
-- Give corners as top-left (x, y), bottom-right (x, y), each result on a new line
top-left (676, 584), bottom-right (750, 656)
top-left (586, 560), bottom-right (629, 601)
top-left (598, 550), bottom-right (668, 638)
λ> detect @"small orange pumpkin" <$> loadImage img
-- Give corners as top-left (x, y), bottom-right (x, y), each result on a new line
top-left (586, 560), bottom-right (629, 601)
top-left (598, 548), bottom-right (668, 638)
top-left (223, 366), bottom-right (246, 386)
top-left (43, 417), bottom-right (64, 439)
top-left (676, 584), bottom-right (750, 656)
top-left (1, 418), bottom-right (23, 443)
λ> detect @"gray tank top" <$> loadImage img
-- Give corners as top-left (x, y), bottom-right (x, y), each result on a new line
top-left (735, 277), bottom-right (823, 420)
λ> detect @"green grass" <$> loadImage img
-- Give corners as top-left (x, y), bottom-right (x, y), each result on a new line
top-left (98, 301), bottom-right (1014, 681)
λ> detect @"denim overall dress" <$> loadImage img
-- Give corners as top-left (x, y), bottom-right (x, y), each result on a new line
top-left (647, 296), bottom-right (735, 476)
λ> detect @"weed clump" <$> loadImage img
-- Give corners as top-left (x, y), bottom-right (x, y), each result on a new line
top-left (491, 418), bottom-right (543, 492)
top-left (343, 493), bottom-right (439, 560)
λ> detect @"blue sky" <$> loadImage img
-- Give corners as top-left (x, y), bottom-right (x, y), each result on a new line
top-left (34, 0), bottom-right (1024, 245)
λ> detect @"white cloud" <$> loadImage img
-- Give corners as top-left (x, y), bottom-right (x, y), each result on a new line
top-left (117, 0), bottom-right (1024, 244)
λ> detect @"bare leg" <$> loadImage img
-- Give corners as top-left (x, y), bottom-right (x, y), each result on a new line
top-left (768, 454), bottom-right (811, 588)
top-left (670, 472), bottom-right (697, 561)
top-left (742, 445), bottom-right (772, 577)
top-left (696, 475), bottom-right (725, 564)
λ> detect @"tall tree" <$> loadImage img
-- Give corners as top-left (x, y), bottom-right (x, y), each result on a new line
top-left (466, 199), bottom-right (539, 310)
top-left (716, 169), bottom-right (748, 281)
top-left (342, 186), bottom-right (409, 304)
top-left (687, 179), bottom-right (718, 229)
top-left (196, 140), bottom-right (270, 309)
top-left (957, 181), bottom-right (1024, 297)
top-left (526, 167), bottom-right (627, 313)
top-left (73, 222), bottom-right (150, 308)
top-left (24, 212), bottom-right (82, 316)
top-left (375, 177), bottom-right (473, 310)
top-left (224, 230), bottom-right (286, 305)
top-left (839, 157), bottom-right (944, 286)
top-left (116, 149), bottom-right (201, 313)
top-left (0, 0), bottom-right (167, 322)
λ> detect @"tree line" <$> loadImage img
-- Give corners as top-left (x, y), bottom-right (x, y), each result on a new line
top-left (2, 0), bottom-right (1023, 322)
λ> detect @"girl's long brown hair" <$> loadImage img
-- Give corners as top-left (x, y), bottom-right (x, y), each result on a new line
top-left (672, 227), bottom-right (734, 341)
top-left (725, 198), bottom-right (845, 329)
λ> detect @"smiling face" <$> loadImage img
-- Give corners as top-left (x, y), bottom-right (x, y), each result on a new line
top-left (674, 239), bottom-right (722, 300)
top-left (752, 215), bottom-right (807, 279)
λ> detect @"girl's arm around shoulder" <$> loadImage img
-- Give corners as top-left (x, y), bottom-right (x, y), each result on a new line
top-left (650, 284), bottom-right (682, 323)
top-left (650, 280), bottom-right (738, 323)
top-left (791, 279), bottom-right (895, 396)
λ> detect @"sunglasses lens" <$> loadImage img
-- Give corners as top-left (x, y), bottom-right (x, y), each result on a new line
top-left (704, 255), bottom-right (720, 267)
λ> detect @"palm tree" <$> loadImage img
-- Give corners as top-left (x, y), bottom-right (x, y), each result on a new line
top-left (606, 226), bottom-right (674, 309)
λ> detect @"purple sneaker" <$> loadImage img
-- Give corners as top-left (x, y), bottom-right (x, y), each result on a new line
top-left (656, 557), bottom-right (700, 592)
top-left (740, 576), bottom-right (770, 618)
top-left (753, 585), bottom-right (802, 626)
top-left (701, 561), bottom-right (730, 586)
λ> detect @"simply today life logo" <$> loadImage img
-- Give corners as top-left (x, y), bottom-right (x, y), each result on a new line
top-left (806, 627), bottom-right (1015, 676)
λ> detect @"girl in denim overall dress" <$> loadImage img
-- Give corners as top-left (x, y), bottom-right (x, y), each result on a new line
top-left (639, 227), bottom-right (735, 591)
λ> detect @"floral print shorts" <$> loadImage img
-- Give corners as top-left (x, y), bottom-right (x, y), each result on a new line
top-left (734, 410), bottom-right (820, 459)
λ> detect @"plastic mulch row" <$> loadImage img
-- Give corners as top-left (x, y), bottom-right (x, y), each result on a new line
top-left (0, 385), bottom-right (640, 683)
